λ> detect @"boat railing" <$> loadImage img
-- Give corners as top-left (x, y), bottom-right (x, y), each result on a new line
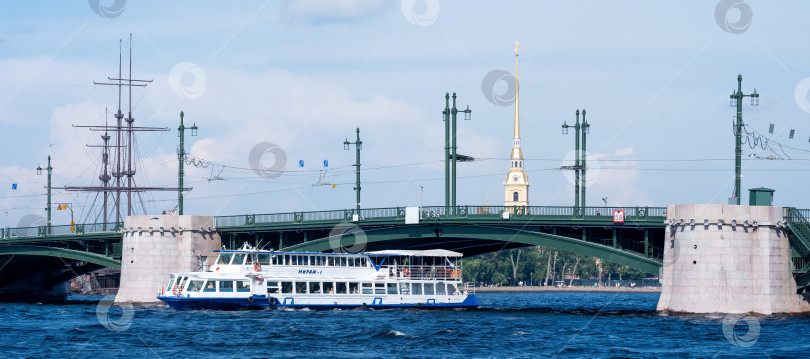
top-left (464, 282), bottom-right (476, 294)
top-left (393, 265), bottom-right (462, 281)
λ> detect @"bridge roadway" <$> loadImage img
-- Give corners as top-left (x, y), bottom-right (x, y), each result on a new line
top-left (2, 205), bottom-right (809, 293)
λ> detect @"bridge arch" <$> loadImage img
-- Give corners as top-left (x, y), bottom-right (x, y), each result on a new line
top-left (283, 224), bottom-right (661, 274)
top-left (0, 245), bottom-right (121, 269)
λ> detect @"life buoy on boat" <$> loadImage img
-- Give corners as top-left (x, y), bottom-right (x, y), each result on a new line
top-left (254, 262), bottom-right (262, 272)
top-left (403, 269), bottom-right (410, 277)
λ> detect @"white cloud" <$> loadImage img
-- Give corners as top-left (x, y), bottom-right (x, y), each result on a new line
top-left (614, 147), bottom-right (634, 156)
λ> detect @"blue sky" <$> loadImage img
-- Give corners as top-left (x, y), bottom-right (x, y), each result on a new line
top-left (2, 0), bottom-right (809, 227)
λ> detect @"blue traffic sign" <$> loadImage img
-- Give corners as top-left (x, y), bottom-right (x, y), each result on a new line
top-left (12, 183), bottom-right (17, 190)
top-left (299, 160), bottom-right (304, 168)
top-left (323, 160), bottom-right (328, 168)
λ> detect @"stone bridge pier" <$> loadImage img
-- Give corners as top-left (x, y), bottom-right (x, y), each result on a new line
top-left (657, 204), bottom-right (810, 314)
top-left (115, 215), bottom-right (220, 303)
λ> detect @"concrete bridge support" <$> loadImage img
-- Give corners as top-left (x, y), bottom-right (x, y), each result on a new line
top-left (115, 215), bottom-right (220, 303)
top-left (657, 204), bottom-right (810, 314)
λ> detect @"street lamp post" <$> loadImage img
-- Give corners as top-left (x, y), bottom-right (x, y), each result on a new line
top-left (36, 155), bottom-right (52, 234)
top-left (344, 128), bottom-right (363, 213)
top-left (442, 92), bottom-right (471, 216)
top-left (562, 110), bottom-right (582, 211)
top-left (561, 109), bottom-right (590, 210)
top-left (177, 111), bottom-right (198, 215)
top-left (729, 74), bottom-right (759, 205)
top-left (451, 95), bottom-right (471, 213)
top-left (443, 93), bottom-right (450, 214)
top-left (581, 110), bottom-right (590, 209)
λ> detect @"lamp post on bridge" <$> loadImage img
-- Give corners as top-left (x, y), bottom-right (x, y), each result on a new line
top-left (561, 109), bottom-right (590, 210)
top-left (581, 110), bottom-right (590, 208)
top-left (562, 110), bottom-right (582, 212)
top-left (177, 111), bottom-right (198, 215)
top-left (344, 128), bottom-right (362, 213)
top-left (36, 155), bottom-right (52, 234)
top-left (442, 92), bottom-right (472, 215)
top-left (729, 74), bottom-right (759, 205)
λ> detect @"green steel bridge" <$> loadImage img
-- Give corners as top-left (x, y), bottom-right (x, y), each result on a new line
top-left (1, 205), bottom-right (810, 294)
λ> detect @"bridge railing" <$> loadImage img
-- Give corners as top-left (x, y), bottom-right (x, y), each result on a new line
top-left (420, 205), bottom-right (666, 221)
top-left (1, 222), bottom-right (122, 240)
top-left (214, 205), bottom-right (670, 228)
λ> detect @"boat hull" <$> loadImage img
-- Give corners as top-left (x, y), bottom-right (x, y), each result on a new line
top-left (158, 294), bottom-right (478, 310)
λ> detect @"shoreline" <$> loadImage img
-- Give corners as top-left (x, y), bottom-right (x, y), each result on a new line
top-left (474, 286), bottom-right (661, 293)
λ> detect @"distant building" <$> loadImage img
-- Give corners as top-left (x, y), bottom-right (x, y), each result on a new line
top-left (504, 42), bottom-right (529, 207)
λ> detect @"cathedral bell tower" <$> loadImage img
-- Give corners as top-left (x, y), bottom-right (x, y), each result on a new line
top-left (504, 41), bottom-right (529, 207)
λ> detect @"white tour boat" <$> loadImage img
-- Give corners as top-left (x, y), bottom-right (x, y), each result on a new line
top-left (157, 244), bottom-right (478, 310)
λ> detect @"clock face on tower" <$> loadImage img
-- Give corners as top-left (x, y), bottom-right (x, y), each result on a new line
top-left (513, 176), bottom-right (518, 182)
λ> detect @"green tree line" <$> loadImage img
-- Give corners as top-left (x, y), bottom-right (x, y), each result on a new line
top-left (461, 246), bottom-right (650, 286)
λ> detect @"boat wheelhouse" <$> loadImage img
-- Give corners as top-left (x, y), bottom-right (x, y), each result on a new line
top-left (157, 244), bottom-right (477, 310)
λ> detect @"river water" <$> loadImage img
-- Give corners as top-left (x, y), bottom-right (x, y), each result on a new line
top-left (2, 292), bottom-right (808, 358)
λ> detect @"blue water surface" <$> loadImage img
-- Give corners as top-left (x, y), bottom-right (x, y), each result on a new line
top-left (2, 292), bottom-right (809, 358)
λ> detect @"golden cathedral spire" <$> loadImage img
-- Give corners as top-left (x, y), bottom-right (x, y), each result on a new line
top-left (505, 41), bottom-right (529, 208)
top-left (514, 41), bottom-right (520, 139)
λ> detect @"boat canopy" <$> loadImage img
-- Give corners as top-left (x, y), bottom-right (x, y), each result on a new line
top-left (366, 249), bottom-right (462, 257)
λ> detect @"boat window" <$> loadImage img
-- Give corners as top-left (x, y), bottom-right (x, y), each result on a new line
top-left (232, 254), bottom-right (246, 265)
top-left (374, 283), bottom-right (385, 295)
top-left (311, 282), bottom-right (321, 294)
top-left (187, 280), bottom-right (204, 292)
top-left (436, 282), bottom-right (446, 295)
top-left (301, 256), bottom-right (308, 266)
top-left (361, 283), bottom-right (373, 295)
top-left (340, 257), bottom-right (347, 267)
top-left (398, 282), bottom-right (409, 295)
top-left (258, 254), bottom-right (271, 265)
top-left (327, 257), bottom-right (335, 266)
top-left (424, 283), bottom-right (435, 295)
top-left (270, 255), bottom-right (278, 265)
top-left (448, 283), bottom-right (458, 295)
top-left (203, 281), bottom-right (216, 292)
top-left (319, 256), bottom-right (325, 266)
top-left (219, 281), bottom-right (234, 292)
top-left (178, 276), bottom-right (188, 290)
top-left (217, 253), bottom-right (233, 265)
top-left (336, 282), bottom-right (347, 294)
top-left (244, 254), bottom-right (254, 265)
top-left (236, 280), bottom-right (250, 292)
top-left (323, 282), bottom-right (334, 294)
top-left (295, 282), bottom-right (307, 294)
top-left (387, 283), bottom-right (397, 295)
top-left (361, 258), bottom-right (367, 267)
top-left (281, 281), bottom-right (293, 294)
top-left (349, 282), bottom-right (359, 294)
top-left (291, 256), bottom-right (298, 266)
top-left (267, 281), bottom-right (279, 294)
top-left (412, 283), bottom-right (423, 295)
top-left (166, 277), bottom-right (176, 290)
